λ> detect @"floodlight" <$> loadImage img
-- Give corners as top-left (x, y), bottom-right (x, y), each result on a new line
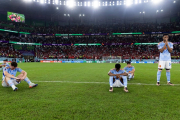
top-left (55, 0), bottom-right (58, 4)
top-left (88, 1), bottom-right (90, 6)
top-left (84, 1), bottom-right (87, 6)
top-left (67, 0), bottom-right (75, 8)
top-left (135, 0), bottom-right (138, 4)
top-left (152, 0), bottom-right (162, 4)
top-left (40, 0), bottom-right (44, 3)
top-left (24, 0), bottom-right (32, 2)
top-left (56, 7), bottom-right (59, 9)
top-left (93, 1), bottom-right (99, 8)
top-left (126, 0), bottom-right (133, 6)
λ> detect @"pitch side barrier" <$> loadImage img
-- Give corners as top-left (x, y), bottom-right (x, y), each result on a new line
top-left (40, 60), bottom-right (180, 63)
top-left (40, 60), bottom-right (106, 63)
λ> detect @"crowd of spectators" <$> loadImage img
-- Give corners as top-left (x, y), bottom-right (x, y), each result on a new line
top-left (1, 20), bottom-right (180, 60)
top-left (35, 44), bottom-right (180, 60)
top-left (1, 20), bottom-right (180, 34)
top-left (0, 45), bottom-right (22, 58)
top-left (1, 35), bottom-right (180, 44)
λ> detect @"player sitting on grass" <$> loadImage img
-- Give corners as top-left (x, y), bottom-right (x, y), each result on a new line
top-left (2, 62), bottom-right (38, 91)
top-left (124, 61), bottom-right (135, 81)
top-left (0, 59), bottom-right (10, 80)
top-left (0, 59), bottom-right (10, 72)
top-left (108, 63), bottom-right (129, 92)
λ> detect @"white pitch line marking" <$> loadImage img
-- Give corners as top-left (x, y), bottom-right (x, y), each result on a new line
top-left (33, 81), bottom-right (180, 85)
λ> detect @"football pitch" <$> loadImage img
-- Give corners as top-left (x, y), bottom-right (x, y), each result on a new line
top-left (0, 63), bottom-right (180, 120)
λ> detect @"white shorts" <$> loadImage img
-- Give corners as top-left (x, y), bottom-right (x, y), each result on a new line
top-left (158, 61), bottom-right (171, 69)
top-left (112, 79), bottom-right (124, 87)
top-left (2, 78), bottom-right (20, 87)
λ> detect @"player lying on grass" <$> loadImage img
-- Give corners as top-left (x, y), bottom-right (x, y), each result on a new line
top-left (157, 34), bottom-right (174, 86)
top-left (108, 63), bottom-right (129, 92)
top-left (2, 62), bottom-right (38, 91)
top-left (123, 61), bottom-right (135, 81)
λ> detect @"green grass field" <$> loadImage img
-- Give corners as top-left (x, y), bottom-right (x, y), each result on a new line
top-left (0, 63), bottom-right (180, 120)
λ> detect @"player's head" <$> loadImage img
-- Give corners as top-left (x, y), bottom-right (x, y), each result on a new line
top-left (127, 61), bottom-right (131, 67)
top-left (3, 59), bottom-right (7, 64)
top-left (10, 62), bottom-right (18, 70)
top-left (163, 34), bottom-right (169, 42)
top-left (115, 64), bottom-right (121, 71)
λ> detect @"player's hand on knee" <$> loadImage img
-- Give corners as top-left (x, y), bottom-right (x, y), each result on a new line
top-left (16, 78), bottom-right (21, 83)
top-left (18, 76), bottom-right (25, 80)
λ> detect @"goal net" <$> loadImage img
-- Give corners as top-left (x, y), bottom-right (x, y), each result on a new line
top-left (102, 56), bottom-right (122, 63)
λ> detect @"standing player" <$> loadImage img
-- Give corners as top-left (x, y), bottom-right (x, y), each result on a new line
top-left (108, 64), bottom-right (129, 92)
top-left (157, 34), bottom-right (174, 86)
top-left (2, 62), bottom-right (38, 91)
top-left (124, 61), bottom-right (135, 81)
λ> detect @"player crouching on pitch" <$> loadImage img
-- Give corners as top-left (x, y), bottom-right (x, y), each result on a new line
top-left (124, 61), bottom-right (135, 81)
top-left (108, 64), bottom-right (129, 92)
top-left (2, 62), bottom-right (38, 91)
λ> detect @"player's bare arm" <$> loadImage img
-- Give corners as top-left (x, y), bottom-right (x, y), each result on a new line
top-left (18, 71), bottom-right (27, 80)
top-left (108, 72), bottom-right (117, 76)
top-left (108, 72), bottom-right (128, 76)
top-left (129, 69), bottom-right (135, 74)
top-left (166, 42), bottom-right (173, 53)
top-left (120, 73), bottom-right (128, 76)
top-left (0, 65), bottom-right (5, 67)
top-left (159, 43), bottom-right (167, 53)
top-left (4, 71), bottom-right (19, 79)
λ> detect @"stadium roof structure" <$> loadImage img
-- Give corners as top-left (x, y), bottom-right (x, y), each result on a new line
top-left (0, 0), bottom-right (179, 21)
